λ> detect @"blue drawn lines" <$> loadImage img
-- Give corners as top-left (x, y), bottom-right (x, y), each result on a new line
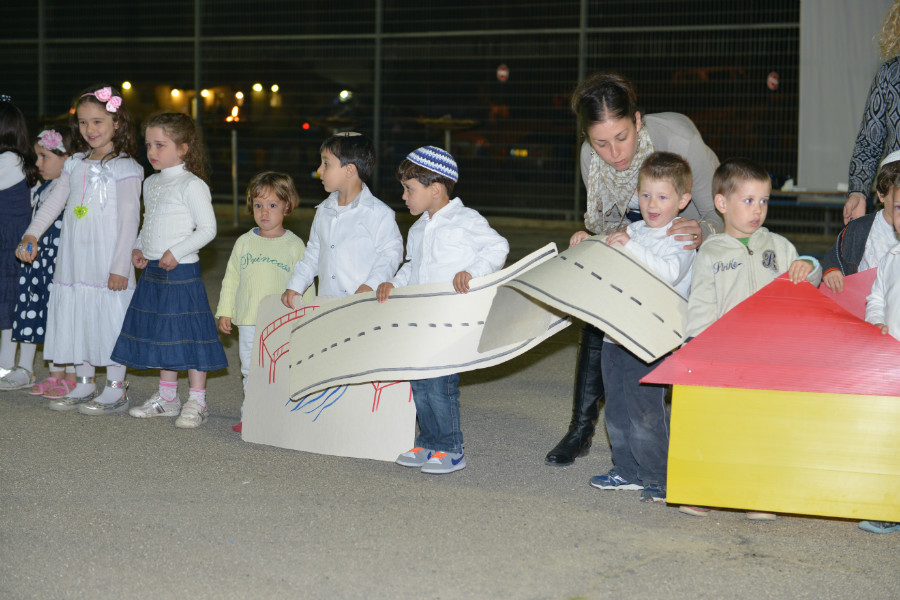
top-left (286, 385), bottom-right (349, 421)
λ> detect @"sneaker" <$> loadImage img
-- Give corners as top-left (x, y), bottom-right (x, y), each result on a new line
top-left (640, 483), bottom-right (666, 503)
top-left (77, 395), bottom-right (129, 415)
top-left (396, 446), bottom-right (433, 468)
top-left (175, 399), bottom-right (208, 429)
top-left (859, 520), bottom-right (900, 534)
top-left (680, 505), bottom-right (712, 517)
top-left (746, 511), bottom-right (777, 521)
top-left (420, 451), bottom-right (466, 474)
top-left (0, 367), bottom-right (34, 391)
top-left (129, 392), bottom-right (181, 418)
top-left (589, 469), bottom-right (643, 490)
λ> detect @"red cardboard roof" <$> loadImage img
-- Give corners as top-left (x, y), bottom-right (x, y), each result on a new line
top-left (643, 271), bottom-right (900, 395)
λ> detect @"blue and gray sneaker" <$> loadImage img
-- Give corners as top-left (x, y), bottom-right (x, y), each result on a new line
top-left (639, 483), bottom-right (666, 503)
top-left (589, 469), bottom-right (643, 490)
top-left (396, 447), bottom-right (433, 468)
top-left (859, 521), bottom-right (900, 534)
top-left (420, 451), bottom-right (466, 474)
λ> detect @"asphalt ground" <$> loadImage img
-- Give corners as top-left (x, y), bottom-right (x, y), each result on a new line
top-left (1, 211), bottom-right (897, 600)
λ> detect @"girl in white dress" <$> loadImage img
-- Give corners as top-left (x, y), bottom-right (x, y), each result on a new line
top-left (18, 84), bottom-right (143, 415)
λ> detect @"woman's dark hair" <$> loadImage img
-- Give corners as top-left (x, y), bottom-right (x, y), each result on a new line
top-left (70, 84), bottom-right (137, 163)
top-left (570, 71), bottom-right (640, 133)
top-left (0, 99), bottom-right (39, 187)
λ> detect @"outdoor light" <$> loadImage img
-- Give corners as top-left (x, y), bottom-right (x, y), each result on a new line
top-left (122, 81), bottom-right (132, 90)
top-left (171, 89), bottom-right (181, 98)
top-left (235, 91), bottom-right (244, 100)
top-left (271, 84), bottom-right (279, 92)
top-left (339, 89), bottom-right (353, 102)
top-left (253, 83), bottom-right (263, 92)
top-left (201, 89), bottom-right (211, 98)
top-left (225, 105), bottom-right (240, 123)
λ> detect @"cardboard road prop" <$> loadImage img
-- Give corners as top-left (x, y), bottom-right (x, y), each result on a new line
top-left (644, 274), bottom-right (900, 521)
top-left (242, 295), bottom-right (416, 462)
top-left (481, 237), bottom-right (688, 363)
top-left (287, 244), bottom-right (570, 398)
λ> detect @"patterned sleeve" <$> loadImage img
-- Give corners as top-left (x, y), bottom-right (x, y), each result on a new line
top-left (849, 60), bottom-right (900, 195)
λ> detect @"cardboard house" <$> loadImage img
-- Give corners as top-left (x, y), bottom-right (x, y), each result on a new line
top-left (643, 273), bottom-right (900, 521)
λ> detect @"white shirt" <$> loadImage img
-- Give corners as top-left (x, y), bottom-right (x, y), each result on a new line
top-left (866, 242), bottom-right (900, 338)
top-left (391, 198), bottom-right (509, 287)
top-left (621, 219), bottom-right (695, 297)
top-left (134, 163), bottom-right (216, 263)
top-left (0, 152), bottom-right (25, 189)
top-left (860, 209), bottom-right (898, 271)
top-left (286, 183), bottom-right (403, 297)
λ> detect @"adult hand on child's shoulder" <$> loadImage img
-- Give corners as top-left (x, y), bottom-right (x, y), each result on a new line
top-left (281, 289), bottom-right (299, 309)
top-left (132, 249), bottom-right (148, 269)
top-left (355, 284), bottom-right (373, 294)
top-left (453, 271), bottom-right (473, 294)
top-left (788, 259), bottom-right (813, 284)
top-left (376, 282), bottom-right (394, 303)
top-left (843, 192), bottom-right (866, 225)
top-left (822, 270), bottom-right (844, 293)
top-left (668, 218), bottom-right (702, 251)
top-left (108, 273), bottom-right (128, 291)
top-left (159, 250), bottom-right (178, 271)
top-left (218, 316), bottom-right (232, 334)
top-left (569, 230), bottom-right (590, 248)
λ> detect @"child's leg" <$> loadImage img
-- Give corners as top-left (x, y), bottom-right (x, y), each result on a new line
top-left (0, 329), bottom-right (16, 372)
top-left (621, 351), bottom-right (670, 487)
top-left (94, 364), bottom-right (128, 405)
top-left (236, 325), bottom-right (255, 422)
top-left (17, 342), bottom-right (36, 373)
top-left (174, 369), bottom-right (209, 429)
top-left (599, 343), bottom-right (640, 484)
top-left (410, 374), bottom-right (462, 453)
top-left (68, 363), bottom-right (96, 398)
top-left (128, 370), bottom-right (181, 419)
top-left (159, 369), bottom-right (179, 401)
top-left (0, 340), bottom-right (36, 389)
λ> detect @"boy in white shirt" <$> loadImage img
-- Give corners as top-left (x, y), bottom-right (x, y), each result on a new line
top-left (376, 146), bottom-right (509, 474)
top-left (589, 151), bottom-right (695, 504)
top-left (281, 133), bottom-right (402, 307)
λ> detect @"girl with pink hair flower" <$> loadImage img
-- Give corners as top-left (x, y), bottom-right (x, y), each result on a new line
top-left (17, 84), bottom-right (143, 415)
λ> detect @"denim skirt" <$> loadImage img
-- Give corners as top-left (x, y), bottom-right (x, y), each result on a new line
top-left (111, 261), bottom-right (227, 372)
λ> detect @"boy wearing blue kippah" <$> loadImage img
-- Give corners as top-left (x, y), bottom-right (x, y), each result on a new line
top-left (377, 146), bottom-right (509, 474)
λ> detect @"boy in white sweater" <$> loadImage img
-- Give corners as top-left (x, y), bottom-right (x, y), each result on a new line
top-left (377, 146), bottom-right (509, 474)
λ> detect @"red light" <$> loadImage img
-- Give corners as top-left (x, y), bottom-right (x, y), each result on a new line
top-left (302, 122), bottom-right (310, 130)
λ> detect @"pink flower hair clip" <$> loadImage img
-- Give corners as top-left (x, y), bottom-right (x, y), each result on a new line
top-left (82, 87), bottom-right (123, 113)
top-left (37, 129), bottom-right (66, 153)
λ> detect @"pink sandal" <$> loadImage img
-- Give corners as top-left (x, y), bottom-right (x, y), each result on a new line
top-left (36, 378), bottom-right (77, 399)
top-left (30, 377), bottom-right (60, 396)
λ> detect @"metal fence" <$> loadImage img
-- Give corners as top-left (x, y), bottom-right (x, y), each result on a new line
top-left (3, 1), bottom-right (800, 221)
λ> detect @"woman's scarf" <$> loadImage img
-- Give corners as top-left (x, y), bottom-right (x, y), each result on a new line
top-left (584, 123), bottom-right (654, 234)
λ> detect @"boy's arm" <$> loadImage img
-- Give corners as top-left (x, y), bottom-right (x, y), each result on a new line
top-left (461, 219), bottom-right (509, 279)
top-left (624, 237), bottom-right (694, 288)
top-left (864, 260), bottom-right (887, 326)
top-left (362, 212), bottom-right (404, 290)
top-left (285, 216), bottom-right (321, 293)
top-left (215, 237), bottom-right (243, 320)
top-left (685, 251), bottom-right (718, 339)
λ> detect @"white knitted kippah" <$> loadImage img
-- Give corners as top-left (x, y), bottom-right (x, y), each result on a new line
top-left (406, 145), bottom-right (459, 182)
top-left (881, 150), bottom-right (900, 168)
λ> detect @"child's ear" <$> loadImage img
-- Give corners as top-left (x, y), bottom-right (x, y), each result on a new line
top-left (344, 163), bottom-right (357, 178)
top-left (177, 143), bottom-right (189, 159)
top-left (678, 192), bottom-right (692, 210)
top-left (714, 193), bottom-right (727, 214)
top-left (876, 190), bottom-right (886, 206)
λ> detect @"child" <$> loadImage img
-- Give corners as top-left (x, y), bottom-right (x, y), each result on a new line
top-left (376, 146), bottom-right (509, 474)
top-left (588, 151), bottom-right (695, 503)
top-left (216, 171), bottom-right (314, 432)
top-left (857, 172), bottom-right (900, 535)
top-left (0, 127), bottom-right (76, 394)
top-left (0, 97), bottom-right (39, 384)
top-left (281, 132), bottom-right (402, 307)
top-left (111, 112), bottom-right (226, 428)
top-left (18, 84), bottom-right (143, 414)
top-left (681, 157), bottom-right (821, 519)
top-left (821, 151), bottom-right (900, 294)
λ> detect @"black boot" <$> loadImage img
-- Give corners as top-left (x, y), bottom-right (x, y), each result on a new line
top-left (545, 323), bottom-right (604, 466)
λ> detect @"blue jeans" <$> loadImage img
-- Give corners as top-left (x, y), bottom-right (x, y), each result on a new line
top-left (410, 374), bottom-right (462, 453)
top-left (601, 342), bottom-right (670, 486)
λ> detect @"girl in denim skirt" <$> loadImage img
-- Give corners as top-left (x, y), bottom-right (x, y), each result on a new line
top-left (111, 112), bottom-right (226, 428)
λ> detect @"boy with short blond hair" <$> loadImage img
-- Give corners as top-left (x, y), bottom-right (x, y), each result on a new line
top-left (589, 151), bottom-right (696, 503)
top-left (680, 157), bottom-right (821, 519)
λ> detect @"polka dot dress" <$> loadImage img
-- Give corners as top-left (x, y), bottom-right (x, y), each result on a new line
top-left (12, 181), bottom-right (63, 344)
